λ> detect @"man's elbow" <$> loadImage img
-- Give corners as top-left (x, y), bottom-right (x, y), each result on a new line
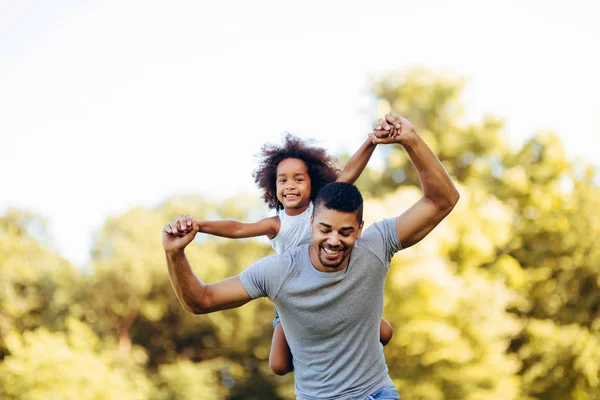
top-left (448, 188), bottom-right (460, 208)
top-left (181, 303), bottom-right (205, 315)
top-left (182, 302), bottom-right (214, 315)
top-left (438, 189), bottom-right (460, 214)
top-left (181, 293), bottom-right (212, 315)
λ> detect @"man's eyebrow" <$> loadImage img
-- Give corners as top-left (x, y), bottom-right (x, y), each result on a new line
top-left (318, 223), bottom-right (355, 231)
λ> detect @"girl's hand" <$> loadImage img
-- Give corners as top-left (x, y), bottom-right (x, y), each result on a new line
top-left (386, 111), bottom-right (415, 138)
top-left (369, 112), bottom-right (415, 144)
top-left (370, 117), bottom-right (391, 144)
top-left (162, 214), bottom-right (199, 254)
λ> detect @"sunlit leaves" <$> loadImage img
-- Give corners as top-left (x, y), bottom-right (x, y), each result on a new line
top-left (0, 318), bottom-right (152, 400)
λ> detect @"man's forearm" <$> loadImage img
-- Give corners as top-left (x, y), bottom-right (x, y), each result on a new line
top-left (401, 134), bottom-right (459, 209)
top-left (337, 138), bottom-right (377, 184)
top-left (166, 250), bottom-right (207, 314)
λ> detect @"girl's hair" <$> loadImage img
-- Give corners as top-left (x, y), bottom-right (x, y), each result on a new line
top-left (253, 133), bottom-right (340, 211)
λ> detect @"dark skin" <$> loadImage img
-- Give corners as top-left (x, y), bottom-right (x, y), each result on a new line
top-left (172, 136), bottom-right (393, 375)
top-left (163, 112), bottom-right (459, 383)
top-left (163, 113), bottom-right (459, 373)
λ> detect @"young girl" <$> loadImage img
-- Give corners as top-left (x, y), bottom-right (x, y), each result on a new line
top-left (192, 133), bottom-right (393, 375)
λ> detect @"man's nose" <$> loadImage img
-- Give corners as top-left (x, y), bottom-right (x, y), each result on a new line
top-left (327, 234), bottom-right (341, 247)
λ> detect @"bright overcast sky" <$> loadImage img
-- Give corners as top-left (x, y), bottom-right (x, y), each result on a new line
top-left (1, 0), bottom-right (599, 266)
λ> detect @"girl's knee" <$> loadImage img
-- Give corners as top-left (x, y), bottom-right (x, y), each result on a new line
top-left (269, 357), bottom-right (292, 376)
top-left (380, 320), bottom-right (393, 346)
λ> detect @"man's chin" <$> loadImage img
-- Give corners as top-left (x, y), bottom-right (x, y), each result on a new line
top-left (318, 249), bottom-right (346, 269)
top-left (319, 259), bottom-right (343, 269)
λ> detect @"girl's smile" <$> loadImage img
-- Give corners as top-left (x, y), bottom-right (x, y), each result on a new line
top-left (276, 158), bottom-right (312, 216)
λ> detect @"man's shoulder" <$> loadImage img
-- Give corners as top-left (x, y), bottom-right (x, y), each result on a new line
top-left (282, 244), bottom-right (310, 262)
top-left (355, 218), bottom-right (401, 261)
top-left (258, 245), bottom-right (307, 267)
top-left (359, 218), bottom-right (396, 241)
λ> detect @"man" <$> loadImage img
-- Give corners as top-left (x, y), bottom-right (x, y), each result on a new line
top-left (163, 112), bottom-right (459, 399)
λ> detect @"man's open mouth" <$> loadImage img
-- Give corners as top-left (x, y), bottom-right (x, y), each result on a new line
top-left (322, 247), bottom-right (342, 255)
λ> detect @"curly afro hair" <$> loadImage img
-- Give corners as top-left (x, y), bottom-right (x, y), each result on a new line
top-left (253, 133), bottom-right (340, 211)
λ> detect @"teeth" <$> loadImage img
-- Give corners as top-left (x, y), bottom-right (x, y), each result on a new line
top-left (323, 248), bottom-right (341, 254)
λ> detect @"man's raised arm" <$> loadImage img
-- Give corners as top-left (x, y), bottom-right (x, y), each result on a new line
top-left (370, 112), bottom-right (460, 249)
top-left (163, 215), bottom-right (252, 314)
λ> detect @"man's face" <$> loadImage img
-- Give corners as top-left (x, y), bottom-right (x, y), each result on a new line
top-left (309, 204), bottom-right (363, 272)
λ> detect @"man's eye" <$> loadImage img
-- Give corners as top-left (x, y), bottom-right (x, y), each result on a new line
top-left (340, 232), bottom-right (350, 237)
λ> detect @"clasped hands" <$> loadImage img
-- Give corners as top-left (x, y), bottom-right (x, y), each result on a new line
top-left (369, 111), bottom-right (415, 144)
top-left (162, 214), bottom-right (198, 252)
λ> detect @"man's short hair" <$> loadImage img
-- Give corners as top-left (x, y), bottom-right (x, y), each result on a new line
top-left (313, 182), bottom-right (363, 222)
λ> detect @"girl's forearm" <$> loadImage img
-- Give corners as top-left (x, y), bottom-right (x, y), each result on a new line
top-left (337, 138), bottom-right (377, 184)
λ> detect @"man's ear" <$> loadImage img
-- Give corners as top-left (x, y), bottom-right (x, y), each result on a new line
top-left (356, 220), bottom-right (364, 238)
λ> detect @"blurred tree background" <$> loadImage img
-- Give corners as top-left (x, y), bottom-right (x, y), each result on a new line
top-left (1, 68), bottom-right (599, 399)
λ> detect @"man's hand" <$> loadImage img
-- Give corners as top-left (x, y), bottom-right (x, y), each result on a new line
top-left (162, 214), bottom-right (199, 254)
top-left (370, 111), bottom-right (415, 144)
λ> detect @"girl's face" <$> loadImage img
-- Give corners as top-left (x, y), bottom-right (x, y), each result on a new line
top-left (275, 158), bottom-right (312, 216)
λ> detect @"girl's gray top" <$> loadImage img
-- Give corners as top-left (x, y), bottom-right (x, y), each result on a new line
top-left (270, 201), bottom-right (313, 254)
top-left (240, 218), bottom-right (402, 400)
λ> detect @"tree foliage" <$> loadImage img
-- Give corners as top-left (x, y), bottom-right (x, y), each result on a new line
top-left (1, 68), bottom-right (598, 399)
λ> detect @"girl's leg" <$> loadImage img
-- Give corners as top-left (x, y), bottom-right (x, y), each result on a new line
top-left (380, 318), bottom-right (393, 346)
top-left (269, 322), bottom-right (293, 375)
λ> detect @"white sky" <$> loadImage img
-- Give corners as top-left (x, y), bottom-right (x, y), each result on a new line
top-left (1, 0), bottom-right (599, 266)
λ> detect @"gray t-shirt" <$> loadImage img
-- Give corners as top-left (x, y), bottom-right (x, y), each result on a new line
top-left (239, 218), bottom-right (402, 400)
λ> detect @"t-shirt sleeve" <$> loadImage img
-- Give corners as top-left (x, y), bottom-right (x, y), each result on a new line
top-left (359, 217), bottom-right (403, 264)
top-left (238, 253), bottom-right (290, 300)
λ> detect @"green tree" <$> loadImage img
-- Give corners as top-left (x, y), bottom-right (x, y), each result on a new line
top-left (364, 187), bottom-right (522, 400)
top-left (0, 208), bottom-right (83, 357)
top-left (359, 68), bottom-right (507, 196)
top-left (0, 318), bottom-right (152, 399)
top-left (486, 133), bottom-right (600, 398)
top-left (85, 194), bottom-right (287, 397)
top-left (367, 67), bottom-right (600, 398)
top-left (3, 67), bottom-right (598, 400)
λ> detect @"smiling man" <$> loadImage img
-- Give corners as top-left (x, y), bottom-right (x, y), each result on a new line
top-left (308, 183), bottom-right (364, 271)
top-left (163, 113), bottom-right (460, 400)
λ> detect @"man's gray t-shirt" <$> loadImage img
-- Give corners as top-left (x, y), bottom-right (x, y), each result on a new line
top-left (239, 218), bottom-right (402, 400)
